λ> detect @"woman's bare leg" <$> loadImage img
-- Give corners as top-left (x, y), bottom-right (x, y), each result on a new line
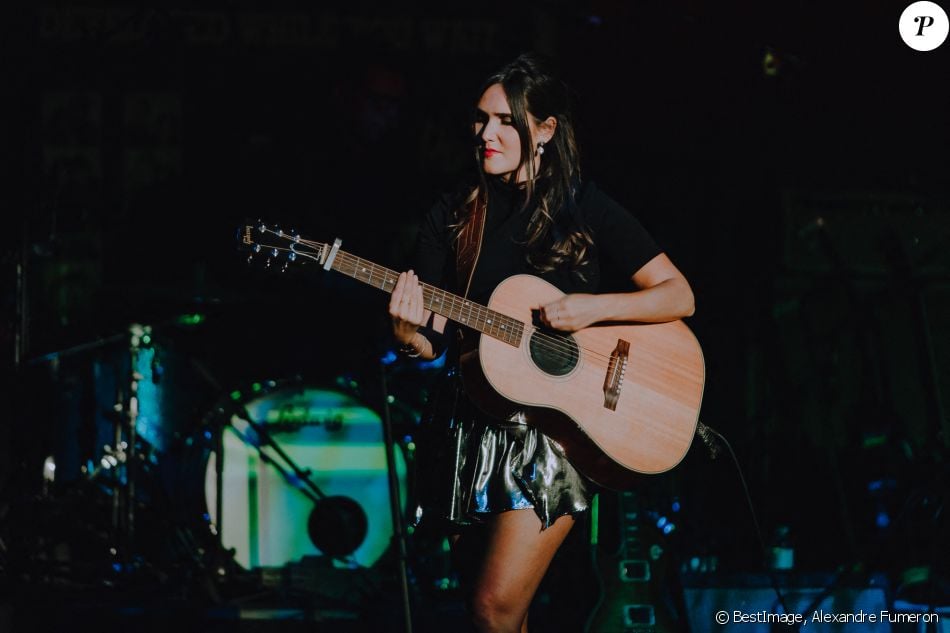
top-left (464, 510), bottom-right (574, 633)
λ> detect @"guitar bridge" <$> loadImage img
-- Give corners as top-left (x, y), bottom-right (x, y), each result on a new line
top-left (603, 338), bottom-right (630, 411)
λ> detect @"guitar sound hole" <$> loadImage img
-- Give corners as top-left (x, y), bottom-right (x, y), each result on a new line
top-left (528, 330), bottom-right (579, 377)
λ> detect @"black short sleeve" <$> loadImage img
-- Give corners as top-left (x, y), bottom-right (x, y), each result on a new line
top-left (579, 182), bottom-right (662, 279)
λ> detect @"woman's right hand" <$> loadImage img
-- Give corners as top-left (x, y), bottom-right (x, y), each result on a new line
top-left (389, 270), bottom-right (426, 344)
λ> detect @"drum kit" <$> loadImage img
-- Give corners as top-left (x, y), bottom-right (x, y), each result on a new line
top-left (18, 312), bottom-right (451, 611)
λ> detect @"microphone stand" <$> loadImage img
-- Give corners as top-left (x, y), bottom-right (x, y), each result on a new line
top-left (379, 360), bottom-right (414, 633)
top-left (227, 405), bottom-right (330, 504)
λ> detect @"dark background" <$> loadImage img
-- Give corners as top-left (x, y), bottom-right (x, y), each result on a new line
top-left (1, 0), bottom-right (948, 630)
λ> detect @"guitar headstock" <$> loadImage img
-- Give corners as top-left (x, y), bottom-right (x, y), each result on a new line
top-left (238, 221), bottom-right (327, 270)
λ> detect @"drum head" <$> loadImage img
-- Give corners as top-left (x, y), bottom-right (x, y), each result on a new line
top-left (203, 382), bottom-right (407, 569)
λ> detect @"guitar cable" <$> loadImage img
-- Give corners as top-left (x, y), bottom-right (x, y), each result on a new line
top-left (696, 421), bottom-right (799, 630)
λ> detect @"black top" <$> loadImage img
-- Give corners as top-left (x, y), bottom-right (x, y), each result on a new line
top-left (412, 176), bottom-right (662, 308)
top-left (409, 177), bottom-right (659, 526)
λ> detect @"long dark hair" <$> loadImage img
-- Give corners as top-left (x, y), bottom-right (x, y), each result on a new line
top-left (469, 53), bottom-right (592, 273)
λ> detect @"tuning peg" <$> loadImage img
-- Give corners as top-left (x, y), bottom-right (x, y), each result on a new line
top-left (274, 225), bottom-right (282, 237)
top-left (253, 244), bottom-right (262, 254)
top-left (287, 252), bottom-right (297, 262)
top-left (257, 220), bottom-right (266, 233)
top-left (271, 248), bottom-right (279, 258)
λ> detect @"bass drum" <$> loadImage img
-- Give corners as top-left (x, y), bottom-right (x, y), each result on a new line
top-left (186, 380), bottom-right (408, 569)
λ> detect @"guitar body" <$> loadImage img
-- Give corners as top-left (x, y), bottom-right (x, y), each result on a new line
top-left (459, 275), bottom-right (704, 490)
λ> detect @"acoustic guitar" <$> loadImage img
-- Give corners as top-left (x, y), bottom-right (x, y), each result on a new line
top-left (240, 223), bottom-right (705, 489)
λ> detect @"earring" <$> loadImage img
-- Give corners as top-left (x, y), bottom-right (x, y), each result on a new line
top-left (537, 141), bottom-right (545, 155)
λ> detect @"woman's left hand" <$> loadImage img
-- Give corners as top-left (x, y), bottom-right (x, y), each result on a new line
top-left (540, 294), bottom-right (603, 332)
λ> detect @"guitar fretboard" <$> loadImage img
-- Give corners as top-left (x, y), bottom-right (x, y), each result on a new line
top-left (330, 249), bottom-right (525, 347)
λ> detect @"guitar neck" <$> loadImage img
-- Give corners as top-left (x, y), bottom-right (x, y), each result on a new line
top-left (328, 248), bottom-right (525, 347)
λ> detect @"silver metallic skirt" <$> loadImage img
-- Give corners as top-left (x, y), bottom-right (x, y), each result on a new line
top-left (415, 369), bottom-right (593, 530)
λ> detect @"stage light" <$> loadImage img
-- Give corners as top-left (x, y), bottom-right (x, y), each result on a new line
top-left (43, 456), bottom-right (56, 482)
top-left (763, 48), bottom-right (780, 77)
top-left (875, 512), bottom-right (890, 529)
top-left (177, 313), bottom-right (206, 326)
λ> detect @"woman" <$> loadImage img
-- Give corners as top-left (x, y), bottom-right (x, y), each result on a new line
top-left (388, 53), bottom-right (694, 633)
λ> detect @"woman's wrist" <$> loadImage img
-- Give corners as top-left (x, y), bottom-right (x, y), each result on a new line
top-left (595, 293), bottom-right (622, 322)
top-left (395, 330), bottom-right (417, 346)
top-left (397, 331), bottom-right (428, 358)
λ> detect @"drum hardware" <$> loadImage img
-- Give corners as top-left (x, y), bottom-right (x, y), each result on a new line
top-left (23, 323), bottom-right (151, 565)
top-left (188, 365), bottom-right (394, 572)
top-left (26, 318), bottom-right (204, 573)
top-left (27, 331), bottom-right (129, 367)
top-left (101, 323), bottom-right (151, 563)
top-left (226, 405), bottom-right (369, 562)
top-left (157, 364), bottom-right (420, 618)
top-left (9, 302), bottom-right (212, 594)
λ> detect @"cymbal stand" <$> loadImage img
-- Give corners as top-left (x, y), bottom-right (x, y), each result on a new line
top-left (124, 324), bottom-right (149, 557)
top-left (101, 324), bottom-right (149, 566)
top-left (108, 384), bottom-right (125, 553)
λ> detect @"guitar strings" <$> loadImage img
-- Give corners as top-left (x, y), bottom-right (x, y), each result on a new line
top-left (300, 238), bottom-right (624, 366)
top-left (286, 235), bottom-right (626, 367)
top-left (326, 248), bottom-right (619, 365)
top-left (260, 233), bottom-right (620, 367)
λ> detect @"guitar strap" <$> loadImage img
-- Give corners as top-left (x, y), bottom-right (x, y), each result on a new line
top-left (454, 187), bottom-right (487, 347)
top-left (456, 187), bottom-right (487, 300)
